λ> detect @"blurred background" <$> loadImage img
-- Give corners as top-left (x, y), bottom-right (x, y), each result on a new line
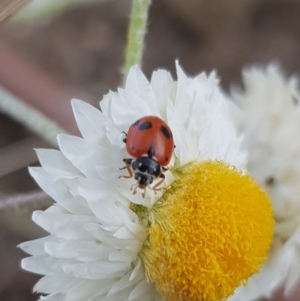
top-left (1, 0), bottom-right (300, 300)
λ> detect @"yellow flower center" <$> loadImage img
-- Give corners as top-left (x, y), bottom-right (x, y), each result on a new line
top-left (140, 160), bottom-right (274, 301)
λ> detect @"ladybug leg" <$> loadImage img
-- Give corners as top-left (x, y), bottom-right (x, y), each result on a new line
top-left (131, 183), bottom-right (146, 197)
top-left (162, 167), bottom-right (168, 172)
top-left (131, 183), bottom-right (146, 198)
top-left (151, 173), bottom-right (165, 193)
top-left (131, 183), bottom-right (147, 198)
top-left (122, 131), bottom-right (127, 143)
top-left (131, 183), bottom-right (138, 194)
top-left (141, 187), bottom-right (147, 198)
top-left (119, 158), bottom-right (133, 179)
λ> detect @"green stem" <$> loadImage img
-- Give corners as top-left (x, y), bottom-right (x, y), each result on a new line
top-left (122, 0), bottom-right (151, 84)
top-left (0, 87), bottom-right (66, 146)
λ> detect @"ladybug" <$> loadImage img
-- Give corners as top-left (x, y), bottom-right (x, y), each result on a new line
top-left (119, 115), bottom-right (174, 198)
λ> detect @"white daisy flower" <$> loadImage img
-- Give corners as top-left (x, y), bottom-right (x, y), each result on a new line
top-left (20, 62), bottom-right (274, 301)
top-left (229, 64), bottom-right (300, 300)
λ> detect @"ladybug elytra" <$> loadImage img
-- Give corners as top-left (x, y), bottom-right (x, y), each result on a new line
top-left (119, 115), bottom-right (174, 198)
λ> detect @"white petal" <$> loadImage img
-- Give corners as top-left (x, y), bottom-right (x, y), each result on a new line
top-left (58, 134), bottom-right (116, 179)
top-left (125, 241), bottom-right (144, 253)
top-left (39, 293), bottom-right (64, 301)
top-left (72, 99), bottom-right (113, 142)
top-left (110, 88), bottom-right (152, 130)
top-left (125, 65), bottom-right (150, 100)
top-left (64, 261), bottom-right (131, 280)
top-left (116, 183), bottom-right (154, 207)
top-left (125, 221), bottom-right (148, 241)
top-left (19, 236), bottom-right (50, 256)
top-left (32, 210), bottom-right (97, 239)
top-left (109, 249), bottom-right (137, 262)
top-left (128, 279), bottom-right (152, 300)
top-left (129, 258), bottom-right (143, 281)
top-left (85, 223), bottom-right (138, 250)
top-left (107, 271), bottom-right (143, 297)
top-left (150, 69), bottom-right (174, 117)
top-left (34, 272), bottom-right (78, 294)
top-left (65, 279), bottom-right (108, 301)
top-left (100, 91), bottom-right (114, 119)
top-left (44, 237), bottom-right (112, 262)
top-left (113, 225), bottom-right (136, 239)
top-left (36, 149), bottom-right (82, 178)
top-left (89, 286), bottom-right (129, 301)
top-left (30, 167), bottom-right (91, 215)
top-left (78, 180), bottom-right (137, 228)
top-left (22, 254), bottom-right (65, 275)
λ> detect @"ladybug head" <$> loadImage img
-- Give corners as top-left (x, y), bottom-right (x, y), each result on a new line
top-left (134, 172), bottom-right (153, 187)
top-left (132, 157), bottom-right (161, 178)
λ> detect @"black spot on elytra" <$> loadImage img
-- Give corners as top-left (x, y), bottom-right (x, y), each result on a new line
top-left (132, 120), bottom-right (140, 127)
top-left (139, 121), bottom-right (152, 131)
top-left (165, 157), bottom-right (168, 162)
top-left (131, 146), bottom-right (135, 151)
top-left (160, 125), bottom-right (171, 139)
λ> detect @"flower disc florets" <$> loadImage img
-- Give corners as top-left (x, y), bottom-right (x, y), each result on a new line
top-left (20, 62), bottom-right (273, 301)
top-left (141, 161), bottom-right (274, 301)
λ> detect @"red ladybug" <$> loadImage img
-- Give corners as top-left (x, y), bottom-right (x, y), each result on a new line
top-left (119, 115), bottom-right (174, 198)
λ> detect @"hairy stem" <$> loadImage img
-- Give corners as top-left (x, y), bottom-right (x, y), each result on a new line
top-left (122, 0), bottom-right (151, 84)
top-left (0, 190), bottom-right (52, 214)
top-left (0, 87), bottom-right (66, 146)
